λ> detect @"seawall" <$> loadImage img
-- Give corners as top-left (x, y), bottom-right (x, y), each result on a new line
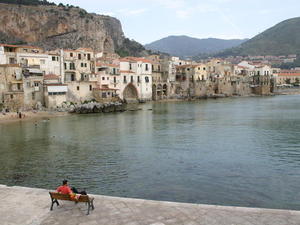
top-left (1, 185), bottom-right (300, 225)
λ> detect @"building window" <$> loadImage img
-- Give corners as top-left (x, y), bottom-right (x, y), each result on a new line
top-left (102, 77), bottom-right (105, 80)
top-left (70, 53), bottom-right (73, 57)
top-left (64, 63), bottom-right (67, 70)
top-left (129, 64), bottom-right (132, 70)
top-left (87, 54), bottom-right (91, 60)
top-left (34, 82), bottom-right (39, 87)
top-left (77, 86), bottom-right (80, 91)
top-left (71, 74), bottom-right (75, 81)
top-left (138, 76), bottom-right (140, 83)
top-left (107, 77), bottom-right (109, 80)
top-left (114, 77), bottom-right (116, 83)
top-left (131, 76), bottom-right (133, 83)
top-left (70, 63), bottom-right (75, 70)
top-left (32, 93), bottom-right (35, 100)
top-left (78, 54), bottom-right (81, 60)
top-left (124, 76), bottom-right (127, 83)
top-left (145, 76), bottom-right (149, 83)
top-left (9, 58), bottom-right (15, 64)
top-left (10, 94), bottom-right (13, 99)
top-left (145, 64), bottom-right (149, 71)
top-left (17, 83), bottom-right (21, 90)
top-left (89, 85), bottom-right (92, 91)
top-left (52, 56), bottom-right (56, 61)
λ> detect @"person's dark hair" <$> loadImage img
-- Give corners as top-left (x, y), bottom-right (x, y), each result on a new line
top-left (63, 179), bottom-right (68, 185)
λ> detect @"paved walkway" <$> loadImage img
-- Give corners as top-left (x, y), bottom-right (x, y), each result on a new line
top-left (1, 185), bottom-right (300, 225)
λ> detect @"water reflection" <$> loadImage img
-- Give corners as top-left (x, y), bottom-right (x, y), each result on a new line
top-left (0, 95), bottom-right (300, 210)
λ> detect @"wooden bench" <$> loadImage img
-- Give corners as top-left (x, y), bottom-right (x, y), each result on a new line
top-left (49, 192), bottom-right (95, 215)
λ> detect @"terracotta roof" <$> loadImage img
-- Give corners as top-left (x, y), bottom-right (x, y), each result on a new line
top-left (0, 43), bottom-right (42, 49)
top-left (93, 87), bottom-right (118, 91)
top-left (44, 74), bottom-right (60, 80)
top-left (0, 64), bottom-right (20, 67)
top-left (64, 49), bottom-right (80, 53)
top-left (76, 47), bottom-right (94, 52)
top-left (45, 84), bottom-right (67, 86)
top-left (278, 73), bottom-right (300, 76)
top-left (96, 62), bottom-right (119, 67)
top-left (120, 70), bottom-right (135, 74)
top-left (120, 57), bottom-right (153, 64)
top-left (176, 65), bottom-right (193, 69)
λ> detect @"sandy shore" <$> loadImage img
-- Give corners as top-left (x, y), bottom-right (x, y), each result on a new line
top-left (0, 111), bottom-right (69, 124)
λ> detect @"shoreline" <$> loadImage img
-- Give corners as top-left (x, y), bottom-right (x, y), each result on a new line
top-left (1, 185), bottom-right (300, 225)
top-left (0, 111), bottom-right (69, 124)
top-left (0, 93), bottom-right (298, 124)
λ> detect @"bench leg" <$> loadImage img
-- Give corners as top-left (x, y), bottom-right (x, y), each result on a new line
top-left (87, 202), bottom-right (90, 215)
top-left (50, 199), bottom-right (59, 211)
top-left (91, 199), bottom-right (95, 210)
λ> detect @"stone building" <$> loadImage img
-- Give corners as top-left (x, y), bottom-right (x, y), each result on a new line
top-left (276, 70), bottom-right (300, 85)
top-left (44, 74), bottom-right (68, 109)
top-left (119, 57), bottom-right (153, 102)
top-left (0, 64), bottom-right (24, 111)
top-left (63, 48), bottom-right (98, 103)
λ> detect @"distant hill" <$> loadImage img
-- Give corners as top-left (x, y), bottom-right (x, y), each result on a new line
top-left (145, 35), bottom-right (248, 58)
top-left (217, 17), bottom-right (300, 57)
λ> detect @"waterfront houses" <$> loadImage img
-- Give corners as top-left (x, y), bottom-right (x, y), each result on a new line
top-left (119, 57), bottom-right (153, 102)
top-left (276, 70), bottom-right (300, 86)
top-left (0, 43), bottom-right (280, 111)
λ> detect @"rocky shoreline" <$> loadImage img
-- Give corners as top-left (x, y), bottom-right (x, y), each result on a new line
top-left (67, 101), bottom-right (127, 114)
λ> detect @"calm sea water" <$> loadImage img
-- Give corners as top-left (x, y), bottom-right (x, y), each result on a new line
top-left (1, 95), bottom-right (300, 210)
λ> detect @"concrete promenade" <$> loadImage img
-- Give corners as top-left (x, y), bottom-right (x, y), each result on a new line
top-left (1, 185), bottom-right (300, 225)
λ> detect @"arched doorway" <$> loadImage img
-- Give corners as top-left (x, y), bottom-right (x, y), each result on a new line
top-left (163, 84), bottom-right (168, 97)
top-left (152, 84), bottom-right (157, 100)
top-left (157, 84), bottom-right (162, 100)
top-left (123, 83), bottom-right (138, 102)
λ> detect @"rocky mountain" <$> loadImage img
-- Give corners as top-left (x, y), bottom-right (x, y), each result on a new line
top-left (217, 17), bottom-right (300, 57)
top-left (145, 35), bottom-right (247, 58)
top-left (0, 1), bottom-right (146, 56)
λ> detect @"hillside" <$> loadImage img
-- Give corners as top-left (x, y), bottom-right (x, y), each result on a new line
top-left (217, 17), bottom-right (300, 57)
top-left (145, 35), bottom-right (247, 58)
top-left (0, 2), bottom-right (146, 56)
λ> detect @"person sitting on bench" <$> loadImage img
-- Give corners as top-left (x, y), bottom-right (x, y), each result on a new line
top-left (56, 180), bottom-right (87, 200)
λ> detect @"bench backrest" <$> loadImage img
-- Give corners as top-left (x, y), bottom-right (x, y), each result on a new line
top-left (49, 192), bottom-right (90, 202)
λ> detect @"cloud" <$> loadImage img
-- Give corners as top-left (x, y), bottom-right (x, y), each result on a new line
top-left (101, 12), bottom-right (115, 16)
top-left (127, 8), bottom-right (148, 15)
top-left (259, 9), bottom-right (272, 15)
top-left (175, 9), bottom-right (191, 19)
top-left (109, 8), bottom-right (148, 16)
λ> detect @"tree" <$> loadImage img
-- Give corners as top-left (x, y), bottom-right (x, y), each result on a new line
top-left (285, 78), bottom-right (291, 84)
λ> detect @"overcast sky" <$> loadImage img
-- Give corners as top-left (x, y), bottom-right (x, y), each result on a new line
top-left (52, 0), bottom-right (300, 44)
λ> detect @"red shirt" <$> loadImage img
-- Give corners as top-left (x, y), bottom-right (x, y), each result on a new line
top-left (56, 185), bottom-right (72, 194)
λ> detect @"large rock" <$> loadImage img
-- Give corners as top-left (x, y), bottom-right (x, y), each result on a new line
top-left (0, 3), bottom-right (124, 52)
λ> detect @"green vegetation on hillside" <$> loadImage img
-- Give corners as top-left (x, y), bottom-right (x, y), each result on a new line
top-left (116, 38), bottom-right (147, 57)
top-left (0, 0), bottom-right (56, 5)
top-left (273, 56), bottom-right (300, 69)
top-left (217, 17), bottom-right (300, 57)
